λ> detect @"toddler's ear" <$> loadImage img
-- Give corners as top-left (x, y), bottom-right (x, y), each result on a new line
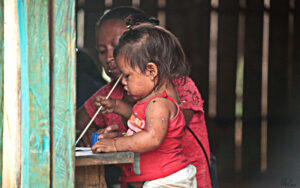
top-left (145, 62), bottom-right (158, 80)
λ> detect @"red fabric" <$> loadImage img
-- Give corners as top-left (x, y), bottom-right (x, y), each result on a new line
top-left (84, 77), bottom-right (212, 188)
top-left (174, 77), bottom-right (212, 188)
top-left (120, 91), bottom-right (189, 182)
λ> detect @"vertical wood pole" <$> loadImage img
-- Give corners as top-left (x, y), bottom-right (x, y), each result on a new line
top-left (19, 0), bottom-right (51, 186)
top-left (3, 0), bottom-right (22, 187)
top-left (51, 0), bottom-right (76, 186)
top-left (83, 0), bottom-right (105, 63)
top-left (187, 0), bottom-right (211, 114)
top-left (268, 0), bottom-right (289, 121)
top-left (216, 0), bottom-right (239, 175)
top-left (267, 0), bottom-right (290, 175)
top-left (242, 0), bottom-right (264, 173)
top-left (0, 0), bottom-right (3, 185)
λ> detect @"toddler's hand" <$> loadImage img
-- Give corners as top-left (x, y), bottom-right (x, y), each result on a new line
top-left (92, 138), bottom-right (117, 153)
top-left (94, 95), bottom-right (116, 113)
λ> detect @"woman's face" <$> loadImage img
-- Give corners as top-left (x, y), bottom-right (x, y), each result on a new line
top-left (96, 19), bottom-right (127, 80)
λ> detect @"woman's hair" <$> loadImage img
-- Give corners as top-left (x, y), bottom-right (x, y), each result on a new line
top-left (96, 6), bottom-right (159, 29)
top-left (114, 24), bottom-right (190, 89)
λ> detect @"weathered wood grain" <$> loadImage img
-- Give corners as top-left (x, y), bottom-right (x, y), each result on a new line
top-left (19, 0), bottom-right (51, 186)
top-left (3, 0), bottom-right (22, 187)
top-left (0, 0), bottom-right (3, 185)
top-left (51, 0), bottom-right (76, 187)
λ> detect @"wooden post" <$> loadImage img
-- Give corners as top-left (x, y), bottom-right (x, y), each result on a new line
top-left (0, 0), bottom-right (3, 185)
top-left (19, 0), bottom-right (51, 186)
top-left (242, 0), bottom-right (264, 173)
top-left (187, 0), bottom-right (211, 114)
top-left (268, 0), bottom-right (289, 121)
top-left (267, 0), bottom-right (290, 175)
top-left (50, 0), bottom-right (76, 186)
top-left (216, 0), bottom-right (239, 175)
top-left (3, 0), bottom-right (22, 186)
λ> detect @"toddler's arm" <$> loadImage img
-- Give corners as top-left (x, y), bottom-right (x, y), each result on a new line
top-left (92, 97), bottom-right (177, 153)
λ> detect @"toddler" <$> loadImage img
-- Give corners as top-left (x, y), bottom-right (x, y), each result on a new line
top-left (92, 24), bottom-right (197, 188)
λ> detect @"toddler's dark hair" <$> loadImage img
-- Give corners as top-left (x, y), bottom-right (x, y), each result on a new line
top-left (114, 24), bottom-right (190, 89)
top-left (96, 6), bottom-right (159, 29)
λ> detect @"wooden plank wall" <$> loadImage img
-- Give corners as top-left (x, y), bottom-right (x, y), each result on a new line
top-left (1, 0), bottom-right (76, 187)
top-left (76, 0), bottom-right (299, 185)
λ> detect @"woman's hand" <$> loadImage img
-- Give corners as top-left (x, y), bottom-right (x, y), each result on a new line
top-left (92, 138), bottom-right (117, 153)
top-left (94, 96), bottom-right (116, 113)
top-left (99, 124), bottom-right (123, 139)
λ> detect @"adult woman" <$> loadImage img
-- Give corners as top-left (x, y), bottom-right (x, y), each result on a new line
top-left (76, 6), bottom-right (212, 188)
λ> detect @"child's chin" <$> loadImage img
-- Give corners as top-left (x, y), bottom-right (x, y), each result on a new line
top-left (131, 95), bottom-right (140, 101)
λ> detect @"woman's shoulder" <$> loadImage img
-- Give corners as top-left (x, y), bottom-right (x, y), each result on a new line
top-left (173, 76), bottom-right (204, 111)
top-left (172, 76), bottom-right (195, 88)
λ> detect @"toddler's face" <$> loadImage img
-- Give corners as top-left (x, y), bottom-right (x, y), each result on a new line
top-left (116, 56), bottom-right (154, 101)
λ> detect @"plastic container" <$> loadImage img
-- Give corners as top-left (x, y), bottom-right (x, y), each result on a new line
top-left (91, 132), bottom-right (101, 147)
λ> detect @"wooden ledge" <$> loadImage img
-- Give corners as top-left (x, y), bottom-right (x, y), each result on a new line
top-left (75, 151), bottom-right (134, 166)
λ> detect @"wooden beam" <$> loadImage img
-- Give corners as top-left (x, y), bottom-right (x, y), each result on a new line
top-left (0, 0), bottom-right (3, 185)
top-left (3, 0), bottom-right (22, 187)
top-left (216, 0), bottom-right (239, 175)
top-left (268, 0), bottom-right (289, 121)
top-left (242, 0), bottom-right (264, 174)
top-left (187, 0), bottom-right (210, 114)
top-left (267, 0), bottom-right (289, 175)
top-left (217, 0), bottom-right (238, 121)
top-left (51, 0), bottom-right (76, 187)
top-left (75, 151), bottom-right (134, 166)
top-left (19, 0), bottom-right (51, 186)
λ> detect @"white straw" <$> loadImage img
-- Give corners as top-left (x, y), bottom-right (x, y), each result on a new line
top-left (75, 74), bottom-right (123, 146)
